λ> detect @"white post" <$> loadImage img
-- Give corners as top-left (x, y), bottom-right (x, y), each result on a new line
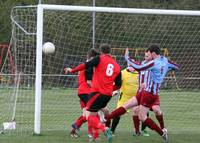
top-left (92, 0), bottom-right (96, 49)
top-left (34, 4), bottom-right (43, 134)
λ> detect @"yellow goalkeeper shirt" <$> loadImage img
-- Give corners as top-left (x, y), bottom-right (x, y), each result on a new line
top-left (120, 69), bottom-right (138, 98)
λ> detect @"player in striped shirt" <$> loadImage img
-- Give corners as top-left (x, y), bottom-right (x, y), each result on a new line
top-left (106, 45), bottom-right (179, 143)
top-left (132, 50), bottom-right (167, 137)
top-left (131, 52), bottom-right (151, 136)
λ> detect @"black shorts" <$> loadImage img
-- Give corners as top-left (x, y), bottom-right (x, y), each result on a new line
top-left (78, 94), bottom-right (89, 109)
top-left (86, 92), bottom-right (112, 112)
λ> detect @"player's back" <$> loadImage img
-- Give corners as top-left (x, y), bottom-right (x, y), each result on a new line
top-left (91, 54), bottom-right (120, 95)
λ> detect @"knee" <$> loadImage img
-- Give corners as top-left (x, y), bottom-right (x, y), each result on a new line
top-left (138, 112), bottom-right (146, 122)
top-left (152, 106), bottom-right (162, 115)
top-left (102, 109), bottom-right (109, 116)
top-left (132, 107), bottom-right (139, 116)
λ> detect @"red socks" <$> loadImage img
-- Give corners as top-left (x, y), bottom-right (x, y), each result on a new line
top-left (75, 115), bottom-right (87, 128)
top-left (93, 128), bottom-right (99, 139)
top-left (133, 115), bottom-right (140, 134)
top-left (106, 107), bottom-right (126, 120)
top-left (144, 117), bottom-right (163, 136)
top-left (88, 115), bottom-right (106, 133)
top-left (87, 121), bottom-right (93, 135)
top-left (156, 114), bottom-right (165, 129)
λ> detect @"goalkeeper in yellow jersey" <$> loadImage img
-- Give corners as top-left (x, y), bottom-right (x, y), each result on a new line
top-left (111, 67), bottom-right (139, 134)
top-left (111, 66), bottom-right (150, 136)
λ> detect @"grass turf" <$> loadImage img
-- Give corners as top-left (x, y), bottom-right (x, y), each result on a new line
top-left (0, 89), bottom-right (200, 143)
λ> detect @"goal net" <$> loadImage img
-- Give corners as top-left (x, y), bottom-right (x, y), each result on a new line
top-left (2, 5), bottom-right (200, 135)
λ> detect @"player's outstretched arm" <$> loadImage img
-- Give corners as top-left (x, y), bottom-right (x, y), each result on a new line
top-left (125, 52), bottom-right (154, 72)
top-left (68, 56), bottom-right (100, 73)
top-left (168, 60), bottom-right (180, 71)
top-left (125, 47), bottom-right (129, 58)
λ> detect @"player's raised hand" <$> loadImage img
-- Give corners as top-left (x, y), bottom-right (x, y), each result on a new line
top-left (64, 67), bottom-right (72, 74)
top-left (126, 66), bottom-right (135, 73)
top-left (125, 47), bottom-right (129, 58)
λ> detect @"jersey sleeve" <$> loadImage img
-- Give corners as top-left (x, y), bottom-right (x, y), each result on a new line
top-left (71, 56), bottom-right (100, 73)
top-left (85, 67), bottom-right (93, 80)
top-left (85, 56), bottom-right (100, 68)
top-left (113, 72), bottom-right (122, 90)
top-left (125, 56), bottom-right (154, 71)
top-left (167, 60), bottom-right (180, 71)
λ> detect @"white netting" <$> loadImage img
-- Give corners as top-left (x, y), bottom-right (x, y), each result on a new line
top-left (1, 5), bottom-right (199, 134)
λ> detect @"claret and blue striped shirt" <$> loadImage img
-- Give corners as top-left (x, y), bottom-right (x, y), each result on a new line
top-left (126, 56), bottom-right (179, 95)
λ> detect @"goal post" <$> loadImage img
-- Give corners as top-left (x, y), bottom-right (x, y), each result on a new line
top-left (35, 4), bottom-right (43, 135)
top-left (7, 4), bottom-right (200, 135)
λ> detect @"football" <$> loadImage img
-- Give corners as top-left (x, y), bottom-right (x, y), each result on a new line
top-left (42, 42), bottom-right (55, 54)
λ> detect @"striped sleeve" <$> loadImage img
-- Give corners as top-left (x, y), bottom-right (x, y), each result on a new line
top-left (125, 56), bottom-right (154, 71)
top-left (168, 60), bottom-right (180, 71)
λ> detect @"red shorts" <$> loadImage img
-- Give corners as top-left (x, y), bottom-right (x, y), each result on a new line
top-left (136, 90), bottom-right (160, 108)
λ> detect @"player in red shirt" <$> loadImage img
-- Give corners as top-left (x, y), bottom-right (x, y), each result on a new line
top-left (68, 48), bottom-right (99, 137)
top-left (65, 44), bottom-right (122, 143)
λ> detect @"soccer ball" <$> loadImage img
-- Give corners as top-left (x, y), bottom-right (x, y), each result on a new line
top-left (42, 42), bottom-right (55, 54)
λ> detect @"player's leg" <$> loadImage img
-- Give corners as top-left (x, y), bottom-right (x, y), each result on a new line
top-left (141, 112), bottom-right (149, 130)
top-left (71, 94), bottom-right (88, 137)
top-left (71, 113), bottom-right (86, 137)
top-left (71, 113), bottom-right (87, 129)
top-left (110, 92), bottom-right (125, 134)
top-left (111, 116), bottom-right (120, 135)
top-left (152, 105), bottom-right (165, 129)
top-left (139, 105), bottom-right (163, 135)
top-left (141, 112), bottom-right (150, 136)
top-left (82, 107), bottom-right (94, 137)
top-left (105, 96), bottom-right (138, 121)
top-left (101, 107), bottom-right (111, 127)
top-left (88, 112), bottom-right (111, 142)
top-left (132, 106), bottom-right (141, 136)
top-left (87, 111), bottom-right (101, 141)
top-left (86, 93), bottom-right (112, 143)
top-left (132, 105), bottom-right (150, 137)
top-left (139, 91), bottom-right (168, 142)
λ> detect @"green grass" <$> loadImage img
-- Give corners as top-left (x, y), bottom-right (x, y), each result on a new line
top-left (0, 130), bottom-right (199, 143)
top-left (0, 89), bottom-right (200, 143)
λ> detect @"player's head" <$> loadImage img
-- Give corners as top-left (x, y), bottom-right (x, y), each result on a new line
top-left (146, 45), bottom-right (161, 59)
top-left (144, 51), bottom-right (153, 62)
top-left (87, 48), bottom-right (99, 61)
top-left (100, 43), bottom-right (111, 54)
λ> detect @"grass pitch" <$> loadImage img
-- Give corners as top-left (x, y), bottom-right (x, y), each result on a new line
top-left (0, 89), bottom-right (200, 143)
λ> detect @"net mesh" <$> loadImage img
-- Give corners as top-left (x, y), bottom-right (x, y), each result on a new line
top-left (0, 6), bottom-right (199, 134)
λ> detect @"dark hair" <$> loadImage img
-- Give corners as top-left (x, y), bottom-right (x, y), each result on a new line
top-left (100, 43), bottom-right (111, 54)
top-left (146, 45), bottom-right (161, 55)
top-left (87, 48), bottom-right (99, 59)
